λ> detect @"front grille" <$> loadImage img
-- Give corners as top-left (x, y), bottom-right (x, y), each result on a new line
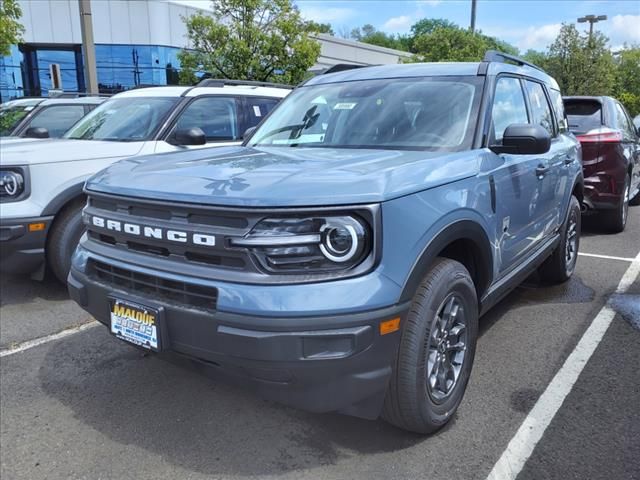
top-left (89, 260), bottom-right (218, 311)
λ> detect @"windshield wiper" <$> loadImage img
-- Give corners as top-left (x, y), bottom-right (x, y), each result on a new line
top-left (253, 105), bottom-right (320, 143)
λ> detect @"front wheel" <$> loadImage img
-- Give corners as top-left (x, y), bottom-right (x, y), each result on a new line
top-left (382, 258), bottom-right (478, 434)
top-left (47, 198), bottom-right (86, 283)
top-left (538, 195), bottom-right (581, 284)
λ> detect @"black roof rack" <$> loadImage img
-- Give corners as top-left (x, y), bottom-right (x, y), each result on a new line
top-left (323, 64), bottom-right (369, 75)
top-left (482, 50), bottom-right (545, 73)
top-left (196, 78), bottom-right (293, 89)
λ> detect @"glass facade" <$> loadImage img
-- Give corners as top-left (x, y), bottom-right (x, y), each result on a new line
top-left (0, 43), bottom-right (184, 102)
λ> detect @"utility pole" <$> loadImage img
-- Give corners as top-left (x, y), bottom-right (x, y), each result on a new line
top-left (78, 0), bottom-right (98, 95)
top-left (470, 0), bottom-right (477, 33)
top-left (577, 14), bottom-right (607, 45)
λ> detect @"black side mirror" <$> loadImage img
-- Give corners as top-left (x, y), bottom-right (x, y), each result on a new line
top-left (242, 126), bottom-right (257, 140)
top-left (490, 124), bottom-right (551, 155)
top-left (24, 127), bottom-right (49, 139)
top-left (172, 127), bottom-right (206, 146)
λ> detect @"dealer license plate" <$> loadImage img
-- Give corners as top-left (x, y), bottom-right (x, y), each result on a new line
top-left (110, 299), bottom-right (160, 351)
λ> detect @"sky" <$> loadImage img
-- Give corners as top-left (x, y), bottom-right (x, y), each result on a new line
top-left (172, 0), bottom-right (640, 52)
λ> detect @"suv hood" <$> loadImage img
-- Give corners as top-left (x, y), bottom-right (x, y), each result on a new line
top-left (0, 139), bottom-right (146, 166)
top-left (86, 146), bottom-right (481, 207)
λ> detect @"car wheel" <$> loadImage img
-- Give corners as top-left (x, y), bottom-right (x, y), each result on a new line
top-left (629, 178), bottom-right (640, 206)
top-left (538, 195), bottom-right (581, 284)
top-left (382, 257), bottom-right (478, 434)
top-left (604, 175), bottom-right (630, 233)
top-left (47, 198), bottom-right (86, 283)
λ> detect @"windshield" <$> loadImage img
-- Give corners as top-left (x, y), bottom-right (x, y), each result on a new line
top-left (248, 76), bottom-right (482, 151)
top-left (0, 105), bottom-right (34, 136)
top-left (65, 97), bottom-right (177, 141)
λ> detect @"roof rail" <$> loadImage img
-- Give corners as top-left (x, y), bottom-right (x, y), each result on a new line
top-left (196, 78), bottom-right (293, 89)
top-left (323, 64), bottom-right (369, 75)
top-left (482, 50), bottom-right (545, 73)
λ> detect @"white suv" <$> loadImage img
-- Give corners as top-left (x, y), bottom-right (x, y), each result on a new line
top-left (0, 80), bottom-right (290, 282)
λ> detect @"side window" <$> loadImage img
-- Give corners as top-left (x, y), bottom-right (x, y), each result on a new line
top-left (614, 102), bottom-right (636, 140)
top-left (548, 89), bottom-right (568, 133)
top-left (524, 81), bottom-right (554, 136)
top-left (27, 105), bottom-right (86, 137)
top-left (491, 77), bottom-right (529, 142)
top-left (245, 97), bottom-right (281, 129)
top-left (175, 97), bottom-right (239, 142)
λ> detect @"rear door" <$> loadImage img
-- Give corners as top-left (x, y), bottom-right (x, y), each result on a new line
top-left (522, 80), bottom-right (567, 236)
top-left (488, 75), bottom-right (541, 273)
top-left (613, 100), bottom-right (640, 198)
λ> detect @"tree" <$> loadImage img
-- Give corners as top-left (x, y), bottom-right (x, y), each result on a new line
top-left (411, 23), bottom-right (518, 61)
top-left (613, 46), bottom-right (640, 116)
top-left (350, 24), bottom-right (408, 51)
top-left (178, 0), bottom-right (320, 85)
top-left (0, 0), bottom-right (24, 57)
top-left (541, 24), bottom-right (615, 96)
top-left (305, 20), bottom-right (334, 36)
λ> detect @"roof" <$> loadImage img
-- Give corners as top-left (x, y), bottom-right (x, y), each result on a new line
top-left (1, 98), bottom-right (46, 108)
top-left (113, 84), bottom-right (290, 99)
top-left (40, 97), bottom-right (106, 106)
top-left (304, 60), bottom-right (559, 90)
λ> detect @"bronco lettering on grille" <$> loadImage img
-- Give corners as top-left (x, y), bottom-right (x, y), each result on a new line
top-left (90, 215), bottom-right (216, 246)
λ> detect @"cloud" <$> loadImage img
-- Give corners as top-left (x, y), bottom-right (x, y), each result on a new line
top-left (296, 5), bottom-right (357, 23)
top-left (606, 14), bottom-right (640, 45)
top-left (485, 23), bottom-right (562, 51)
top-left (383, 15), bottom-right (414, 32)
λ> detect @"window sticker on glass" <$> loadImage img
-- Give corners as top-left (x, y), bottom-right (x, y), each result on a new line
top-left (334, 102), bottom-right (357, 110)
top-left (25, 106), bottom-right (35, 111)
top-left (253, 105), bottom-right (262, 117)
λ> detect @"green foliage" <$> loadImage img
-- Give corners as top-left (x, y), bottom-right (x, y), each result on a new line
top-left (540, 24), bottom-right (615, 96)
top-left (350, 24), bottom-right (408, 51)
top-left (613, 46), bottom-right (640, 116)
top-left (410, 23), bottom-right (518, 61)
top-left (305, 20), bottom-right (333, 35)
top-left (177, 0), bottom-right (320, 85)
top-left (0, 0), bottom-right (24, 57)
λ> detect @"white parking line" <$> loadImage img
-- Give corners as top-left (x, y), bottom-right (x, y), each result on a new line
top-left (0, 321), bottom-right (99, 358)
top-left (578, 252), bottom-right (635, 262)
top-left (486, 251), bottom-right (640, 480)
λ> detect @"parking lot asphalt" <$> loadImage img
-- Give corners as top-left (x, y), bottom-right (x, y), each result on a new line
top-left (1, 208), bottom-right (639, 480)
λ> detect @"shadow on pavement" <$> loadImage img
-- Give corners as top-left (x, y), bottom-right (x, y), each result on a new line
top-left (38, 330), bottom-right (423, 477)
top-left (0, 272), bottom-right (68, 307)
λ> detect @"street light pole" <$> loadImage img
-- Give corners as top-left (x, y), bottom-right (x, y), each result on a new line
top-left (577, 14), bottom-right (607, 45)
top-left (78, 0), bottom-right (98, 95)
top-left (470, 0), bottom-right (477, 33)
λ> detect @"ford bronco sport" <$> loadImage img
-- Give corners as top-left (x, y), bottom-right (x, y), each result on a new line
top-left (68, 52), bottom-right (583, 434)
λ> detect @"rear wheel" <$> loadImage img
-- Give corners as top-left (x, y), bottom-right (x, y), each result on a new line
top-left (382, 258), bottom-right (478, 434)
top-left (603, 175), bottom-right (630, 233)
top-left (47, 198), bottom-right (86, 283)
top-left (538, 195), bottom-right (581, 284)
top-left (630, 178), bottom-right (640, 206)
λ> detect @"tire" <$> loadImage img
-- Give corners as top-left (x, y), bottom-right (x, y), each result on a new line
top-left (603, 175), bottom-right (630, 233)
top-left (538, 195), bottom-right (581, 284)
top-left (630, 180), bottom-right (640, 206)
top-left (46, 198), bottom-right (86, 283)
top-left (382, 257), bottom-right (478, 434)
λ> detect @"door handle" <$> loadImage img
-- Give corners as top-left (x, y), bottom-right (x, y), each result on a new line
top-left (564, 156), bottom-right (574, 165)
top-left (536, 165), bottom-right (550, 177)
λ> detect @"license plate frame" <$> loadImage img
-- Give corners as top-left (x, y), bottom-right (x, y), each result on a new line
top-left (109, 297), bottom-right (163, 352)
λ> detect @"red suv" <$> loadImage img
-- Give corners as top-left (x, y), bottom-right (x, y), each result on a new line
top-left (564, 96), bottom-right (640, 232)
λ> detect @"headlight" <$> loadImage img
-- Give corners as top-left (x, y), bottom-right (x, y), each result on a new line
top-left (231, 214), bottom-right (373, 274)
top-left (0, 167), bottom-right (28, 202)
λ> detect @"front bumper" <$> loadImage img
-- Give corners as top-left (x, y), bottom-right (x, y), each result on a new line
top-left (68, 262), bottom-right (408, 419)
top-left (0, 216), bottom-right (53, 275)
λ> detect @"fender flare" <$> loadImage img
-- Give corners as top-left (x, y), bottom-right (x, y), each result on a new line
top-left (399, 220), bottom-right (494, 303)
top-left (41, 182), bottom-right (86, 216)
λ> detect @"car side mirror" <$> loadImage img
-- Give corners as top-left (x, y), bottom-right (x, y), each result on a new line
top-left (242, 126), bottom-right (257, 140)
top-left (490, 124), bottom-right (551, 155)
top-left (172, 127), bottom-right (206, 146)
top-left (24, 127), bottom-right (49, 139)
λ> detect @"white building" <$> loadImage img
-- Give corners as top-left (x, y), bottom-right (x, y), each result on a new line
top-left (0, 0), bottom-right (410, 101)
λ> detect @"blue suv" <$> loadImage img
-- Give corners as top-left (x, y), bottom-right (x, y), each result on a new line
top-left (68, 52), bottom-right (583, 434)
